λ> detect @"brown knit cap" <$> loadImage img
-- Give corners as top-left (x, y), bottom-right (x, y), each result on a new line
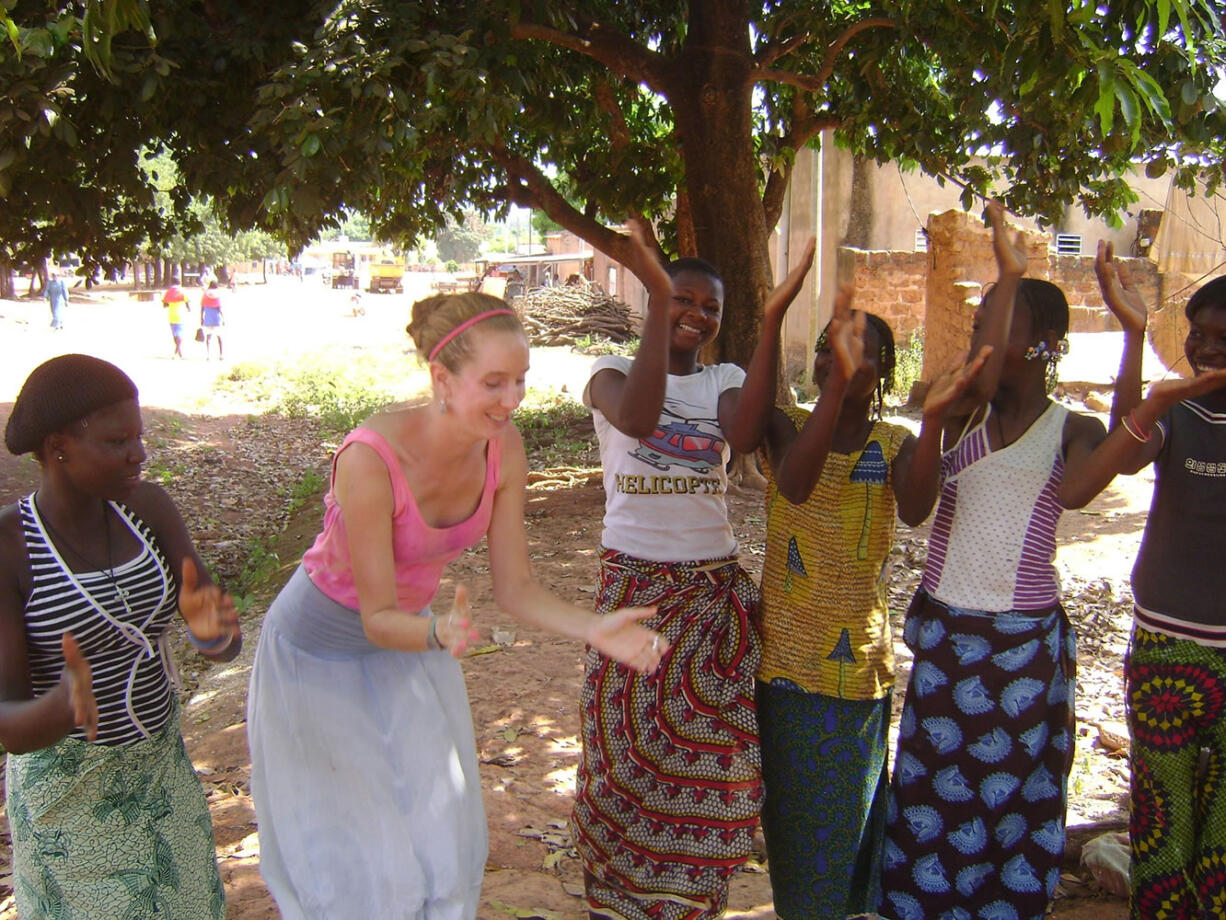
top-left (5, 354), bottom-right (138, 455)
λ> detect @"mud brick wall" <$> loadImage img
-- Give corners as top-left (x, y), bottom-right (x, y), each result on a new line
top-left (921, 210), bottom-right (1050, 382)
top-left (841, 249), bottom-right (928, 344)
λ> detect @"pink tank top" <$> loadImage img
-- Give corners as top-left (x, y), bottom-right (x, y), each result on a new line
top-left (302, 428), bottom-right (503, 612)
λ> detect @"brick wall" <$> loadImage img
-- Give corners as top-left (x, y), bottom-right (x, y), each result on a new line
top-left (842, 249), bottom-right (928, 344)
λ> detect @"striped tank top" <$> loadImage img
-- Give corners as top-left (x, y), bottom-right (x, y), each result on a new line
top-left (21, 495), bottom-right (178, 745)
top-left (922, 401), bottom-right (1068, 612)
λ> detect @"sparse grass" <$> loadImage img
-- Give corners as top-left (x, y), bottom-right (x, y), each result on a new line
top-left (214, 347), bottom-right (421, 436)
top-left (285, 468), bottom-right (327, 518)
top-left (515, 389), bottom-right (597, 469)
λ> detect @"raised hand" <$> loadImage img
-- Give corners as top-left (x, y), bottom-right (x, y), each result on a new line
top-left (763, 237), bottom-right (817, 325)
top-left (986, 199), bottom-right (1027, 278)
top-left (179, 556), bottom-right (240, 645)
top-left (626, 218), bottom-right (673, 304)
top-left (1095, 240), bottom-right (1148, 334)
top-left (587, 606), bottom-right (669, 674)
top-left (436, 584), bottom-right (481, 659)
top-left (924, 346), bottom-right (994, 420)
top-left (828, 283), bottom-right (866, 383)
top-left (60, 632), bottom-right (98, 742)
top-left (1147, 367), bottom-right (1226, 407)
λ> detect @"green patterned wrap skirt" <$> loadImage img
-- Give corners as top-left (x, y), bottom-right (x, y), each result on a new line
top-left (5, 706), bottom-right (225, 920)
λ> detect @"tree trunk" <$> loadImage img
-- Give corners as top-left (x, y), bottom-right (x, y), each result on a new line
top-left (0, 261), bottom-right (13, 300)
top-left (666, 1), bottom-right (772, 371)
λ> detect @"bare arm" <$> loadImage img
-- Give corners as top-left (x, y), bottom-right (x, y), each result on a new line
top-left (588, 221), bottom-right (675, 438)
top-left (945, 200), bottom-right (1028, 422)
top-left (128, 482), bottom-right (242, 662)
top-left (894, 347), bottom-right (994, 525)
top-left (771, 287), bottom-right (863, 504)
top-left (334, 443), bottom-right (464, 653)
top-left (486, 428), bottom-right (666, 672)
top-left (1094, 240), bottom-right (1149, 429)
top-left (0, 513), bottom-right (97, 753)
top-left (1060, 370), bottom-right (1226, 508)
top-left (725, 238), bottom-right (817, 453)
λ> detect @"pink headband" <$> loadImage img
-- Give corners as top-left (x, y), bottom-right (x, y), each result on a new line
top-left (427, 309), bottom-right (517, 362)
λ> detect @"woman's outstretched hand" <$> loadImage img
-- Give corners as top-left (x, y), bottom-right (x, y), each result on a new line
top-left (587, 607), bottom-right (669, 673)
top-left (986, 199), bottom-right (1028, 278)
top-left (924, 346), bottom-right (994, 420)
top-left (179, 556), bottom-right (240, 647)
top-left (828, 283), bottom-right (866, 383)
top-left (60, 632), bottom-right (98, 742)
top-left (626, 219), bottom-right (673, 303)
top-left (436, 584), bottom-right (481, 658)
top-left (763, 237), bottom-right (817, 325)
top-left (1095, 240), bottom-right (1148, 335)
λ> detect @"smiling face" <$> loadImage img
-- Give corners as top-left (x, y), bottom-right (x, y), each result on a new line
top-left (47, 399), bottom-right (146, 498)
top-left (1186, 303), bottom-right (1226, 376)
top-left (668, 269), bottom-right (724, 354)
top-left (434, 327), bottom-right (530, 438)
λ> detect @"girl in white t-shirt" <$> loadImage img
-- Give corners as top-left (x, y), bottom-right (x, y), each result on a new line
top-left (571, 222), bottom-right (811, 920)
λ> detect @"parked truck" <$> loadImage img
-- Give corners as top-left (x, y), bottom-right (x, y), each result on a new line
top-left (367, 257), bottom-right (405, 294)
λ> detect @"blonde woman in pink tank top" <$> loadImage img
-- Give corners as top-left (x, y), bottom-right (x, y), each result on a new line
top-left (247, 293), bottom-right (668, 920)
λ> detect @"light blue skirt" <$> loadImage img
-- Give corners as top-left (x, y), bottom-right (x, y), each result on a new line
top-left (247, 566), bottom-right (486, 920)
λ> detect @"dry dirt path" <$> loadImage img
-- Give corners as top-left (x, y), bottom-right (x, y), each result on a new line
top-left (0, 283), bottom-right (1143, 918)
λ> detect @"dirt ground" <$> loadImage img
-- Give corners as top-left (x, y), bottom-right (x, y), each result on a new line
top-left (0, 280), bottom-right (1143, 919)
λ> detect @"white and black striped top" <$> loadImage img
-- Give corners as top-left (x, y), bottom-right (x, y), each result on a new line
top-left (21, 495), bottom-right (177, 746)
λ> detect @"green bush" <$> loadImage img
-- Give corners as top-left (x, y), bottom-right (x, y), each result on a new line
top-left (891, 330), bottom-right (924, 405)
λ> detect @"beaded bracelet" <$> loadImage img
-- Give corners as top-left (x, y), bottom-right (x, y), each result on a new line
top-left (426, 614), bottom-right (443, 651)
top-left (187, 627), bottom-right (234, 655)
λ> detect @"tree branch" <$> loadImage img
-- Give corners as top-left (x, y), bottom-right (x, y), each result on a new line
top-left (753, 17), bottom-right (895, 92)
top-left (510, 20), bottom-right (668, 94)
top-left (492, 149), bottom-right (635, 264)
top-left (755, 31), bottom-right (810, 68)
top-left (762, 107), bottom-right (838, 231)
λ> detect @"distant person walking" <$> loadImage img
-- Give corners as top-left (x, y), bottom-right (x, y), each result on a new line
top-left (162, 280), bottom-right (190, 359)
top-left (200, 281), bottom-right (225, 361)
top-left (45, 270), bottom-right (68, 331)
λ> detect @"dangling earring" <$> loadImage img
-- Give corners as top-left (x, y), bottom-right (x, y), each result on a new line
top-left (439, 397), bottom-right (448, 415)
top-left (57, 455), bottom-right (66, 463)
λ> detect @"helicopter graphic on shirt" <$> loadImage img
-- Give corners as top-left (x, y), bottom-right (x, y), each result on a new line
top-left (629, 408), bottom-right (726, 473)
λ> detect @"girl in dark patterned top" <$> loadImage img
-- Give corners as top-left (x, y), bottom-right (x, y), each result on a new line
top-left (0, 354), bottom-right (240, 920)
top-left (1070, 265), bottom-right (1226, 917)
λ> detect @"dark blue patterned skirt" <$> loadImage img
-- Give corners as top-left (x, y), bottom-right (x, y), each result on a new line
top-left (879, 589), bottom-right (1076, 920)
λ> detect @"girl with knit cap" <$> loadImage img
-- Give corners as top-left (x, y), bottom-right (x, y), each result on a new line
top-left (0, 353), bottom-right (240, 919)
top-left (246, 292), bottom-right (667, 920)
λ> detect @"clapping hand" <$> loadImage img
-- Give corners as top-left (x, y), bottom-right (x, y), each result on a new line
top-left (1147, 368), bottom-right (1226, 407)
top-left (587, 607), bottom-right (669, 674)
top-left (1095, 241), bottom-right (1148, 335)
top-left (179, 556), bottom-right (240, 647)
top-left (60, 632), bottom-right (98, 742)
top-left (763, 237), bottom-right (817, 325)
top-left (924, 347), bottom-right (994, 421)
top-left (435, 584), bottom-right (481, 659)
top-left (986, 200), bottom-right (1027, 278)
top-left (626, 219), bottom-right (673, 304)
top-left (828, 283), bottom-right (866, 383)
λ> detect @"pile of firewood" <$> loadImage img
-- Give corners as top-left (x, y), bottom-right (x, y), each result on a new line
top-left (513, 284), bottom-right (638, 346)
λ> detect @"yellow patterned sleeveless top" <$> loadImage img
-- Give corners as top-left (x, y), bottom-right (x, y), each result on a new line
top-left (757, 407), bottom-right (911, 700)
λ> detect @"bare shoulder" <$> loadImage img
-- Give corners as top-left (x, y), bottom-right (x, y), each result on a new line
top-left (123, 480), bottom-right (181, 523)
top-left (1063, 407), bottom-right (1108, 449)
top-left (0, 502), bottom-right (25, 558)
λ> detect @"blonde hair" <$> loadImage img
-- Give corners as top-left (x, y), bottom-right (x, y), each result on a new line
top-left (407, 293), bottom-right (523, 371)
